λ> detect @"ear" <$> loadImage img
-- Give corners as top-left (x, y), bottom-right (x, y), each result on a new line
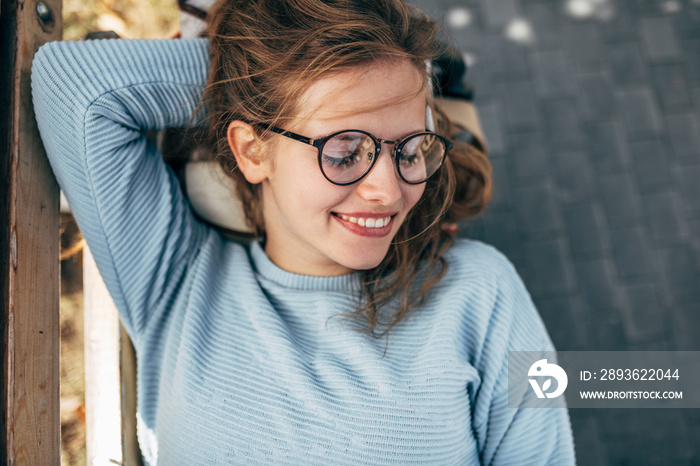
top-left (226, 120), bottom-right (269, 184)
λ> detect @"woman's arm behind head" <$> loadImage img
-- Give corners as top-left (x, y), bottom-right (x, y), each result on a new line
top-left (32, 38), bottom-right (210, 340)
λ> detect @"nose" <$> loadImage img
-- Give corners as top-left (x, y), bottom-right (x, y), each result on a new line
top-left (354, 143), bottom-right (403, 205)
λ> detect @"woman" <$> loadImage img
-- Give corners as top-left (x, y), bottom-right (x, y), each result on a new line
top-left (32, 0), bottom-right (575, 464)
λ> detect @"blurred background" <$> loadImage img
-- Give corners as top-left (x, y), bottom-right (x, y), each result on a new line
top-left (59, 0), bottom-right (700, 464)
top-left (62, 0), bottom-right (178, 40)
top-left (410, 0), bottom-right (700, 464)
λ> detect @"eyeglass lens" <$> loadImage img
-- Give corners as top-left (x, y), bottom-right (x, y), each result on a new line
top-left (320, 131), bottom-right (445, 184)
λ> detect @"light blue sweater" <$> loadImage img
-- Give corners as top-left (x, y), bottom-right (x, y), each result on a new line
top-left (32, 38), bottom-right (575, 465)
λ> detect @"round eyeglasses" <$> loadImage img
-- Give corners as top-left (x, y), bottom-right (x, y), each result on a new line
top-left (256, 123), bottom-right (452, 186)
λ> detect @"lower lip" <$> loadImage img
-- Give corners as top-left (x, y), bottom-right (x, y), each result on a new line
top-left (333, 214), bottom-right (394, 238)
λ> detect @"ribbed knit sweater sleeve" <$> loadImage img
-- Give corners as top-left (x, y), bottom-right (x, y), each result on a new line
top-left (32, 38), bottom-right (209, 340)
top-left (460, 250), bottom-right (574, 465)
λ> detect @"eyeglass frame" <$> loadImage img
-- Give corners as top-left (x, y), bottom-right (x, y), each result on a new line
top-left (254, 122), bottom-right (453, 186)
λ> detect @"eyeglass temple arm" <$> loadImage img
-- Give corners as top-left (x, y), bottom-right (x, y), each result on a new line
top-left (178, 0), bottom-right (208, 20)
top-left (255, 123), bottom-right (316, 146)
top-left (443, 137), bottom-right (454, 151)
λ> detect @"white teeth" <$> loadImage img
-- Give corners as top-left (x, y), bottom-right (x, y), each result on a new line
top-left (338, 214), bottom-right (391, 228)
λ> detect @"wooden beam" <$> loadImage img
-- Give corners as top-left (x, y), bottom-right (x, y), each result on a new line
top-left (1, 0), bottom-right (62, 463)
top-left (120, 324), bottom-right (142, 466)
top-left (83, 246), bottom-right (123, 465)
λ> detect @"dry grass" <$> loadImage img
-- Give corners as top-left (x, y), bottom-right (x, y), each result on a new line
top-left (63, 0), bottom-right (180, 41)
top-left (60, 1), bottom-right (180, 464)
top-left (60, 214), bottom-right (86, 466)
top-left (59, 280), bottom-right (86, 466)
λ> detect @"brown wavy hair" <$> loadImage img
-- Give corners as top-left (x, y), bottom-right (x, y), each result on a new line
top-left (203, 0), bottom-right (492, 337)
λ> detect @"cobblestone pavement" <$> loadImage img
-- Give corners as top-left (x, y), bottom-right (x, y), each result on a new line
top-left (411, 0), bottom-right (700, 464)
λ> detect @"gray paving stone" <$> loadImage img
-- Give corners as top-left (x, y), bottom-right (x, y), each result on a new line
top-left (640, 17), bottom-right (682, 61)
top-left (575, 71), bottom-right (617, 121)
top-left (628, 0), bottom-right (662, 16)
top-left (672, 303), bottom-right (700, 351)
top-left (511, 131), bottom-right (550, 180)
top-left (563, 203), bottom-right (610, 261)
top-left (685, 38), bottom-right (700, 82)
top-left (599, 173), bottom-right (644, 229)
top-left (606, 41), bottom-right (648, 85)
top-left (530, 50), bottom-right (574, 98)
top-left (486, 35), bottom-right (531, 82)
top-left (460, 217), bottom-right (486, 242)
top-left (610, 227), bottom-right (652, 281)
top-left (482, 0), bottom-right (519, 29)
top-left (690, 217), bottom-right (700, 248)
top-left (607, 423), bottom-right (695, 464)
top-left (568, 408), bottom-right (591, 423)
top-left (554, 150), bottom-right (596, 203)
top-left (479, 210), bottom-right (523, 260)
top-left (666, 113), bottom-right (700, 164)
top-left (409, 0), bottom-right (446, 17)
top-left (687, 406), bottom-right (700, 427)
top-left (597, 409), bottom-right (651, 439)
top-left (523, 238), bottom-right (574, 298)
top-left (688, 442), bottom-right (700, 464)
top-left (487, 156), bottom-right (512, 211)
top-left (543, 99), bottom-right (584, 149)
top-left (689, 217), bottom-right (700, 250)
top-left (499, 81), bottom-right (541, 131)
top-left (514, 182), bottom-right (562, 239)
top-left (535, 296), bottom-right (586, 350)
top-left (477, 101), bottom-right (508, 155)
top-left (574, 258), bottom-right (626, 314)
top-left (626, 339), bottom-right (672, 351)
top-left (644, 191), bottom-right (690, 246)
top-left (659, 246), bottom-right (700, 305)
top-left (629, 139), bottom-right (673, 191)
top-left (620, 282), bottom-right (667, 343)
top-left (645, 416), bottom-right (698, 463)
top-left (583, 121), bottom-right (630, 173)
top-left (508, 254), bottom-right (531, 285)
top-left (673, 165), bottom-right (700, 215)
top-left (447, 23), bottom-right (483, 53)
top-left (522, 2), bottom-right (562, 50)
top-left (570, 417), bottom-right (607, 466)
top-left (584, 318), bottom-right (628, 350)
top-left (616, 88), bottom-right (665, 139)
top-left (567, 23), bottom-right (603, 72)
top-left (599, 3), bottom-right (638, 42)
top-left (419, 0), bottom-right (696, 460)
top-left (674, 5), bottom-right (700, 40)
top-left (422, 0), bottom-right (700, 462)
top-left (651, 64), bottom-right (692, 111)
top-left (468, 65), bottom-right (494, 102)
top-left (500, 42), bottom-right (536, 84)
top-left (599, 410), bottom-right (692, 449)
top-left (411, 0), bottom-right (474, 16)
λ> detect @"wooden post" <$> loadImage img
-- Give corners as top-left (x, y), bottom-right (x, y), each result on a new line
top-left (1, 0), bottom-right (63, 463)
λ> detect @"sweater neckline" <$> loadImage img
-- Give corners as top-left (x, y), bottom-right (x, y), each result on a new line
top-left (249, 241), bottom-right (363, 292)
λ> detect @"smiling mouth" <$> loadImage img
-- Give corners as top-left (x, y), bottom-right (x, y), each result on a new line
top-left (335, 214), bottom-right (392, 228)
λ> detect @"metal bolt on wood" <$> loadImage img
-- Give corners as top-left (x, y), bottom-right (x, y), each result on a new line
top-left (36, 2), bottom-right (53, 24)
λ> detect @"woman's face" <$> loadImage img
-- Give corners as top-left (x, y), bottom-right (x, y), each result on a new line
top-left (260, 60), bottom-right (428, 276)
